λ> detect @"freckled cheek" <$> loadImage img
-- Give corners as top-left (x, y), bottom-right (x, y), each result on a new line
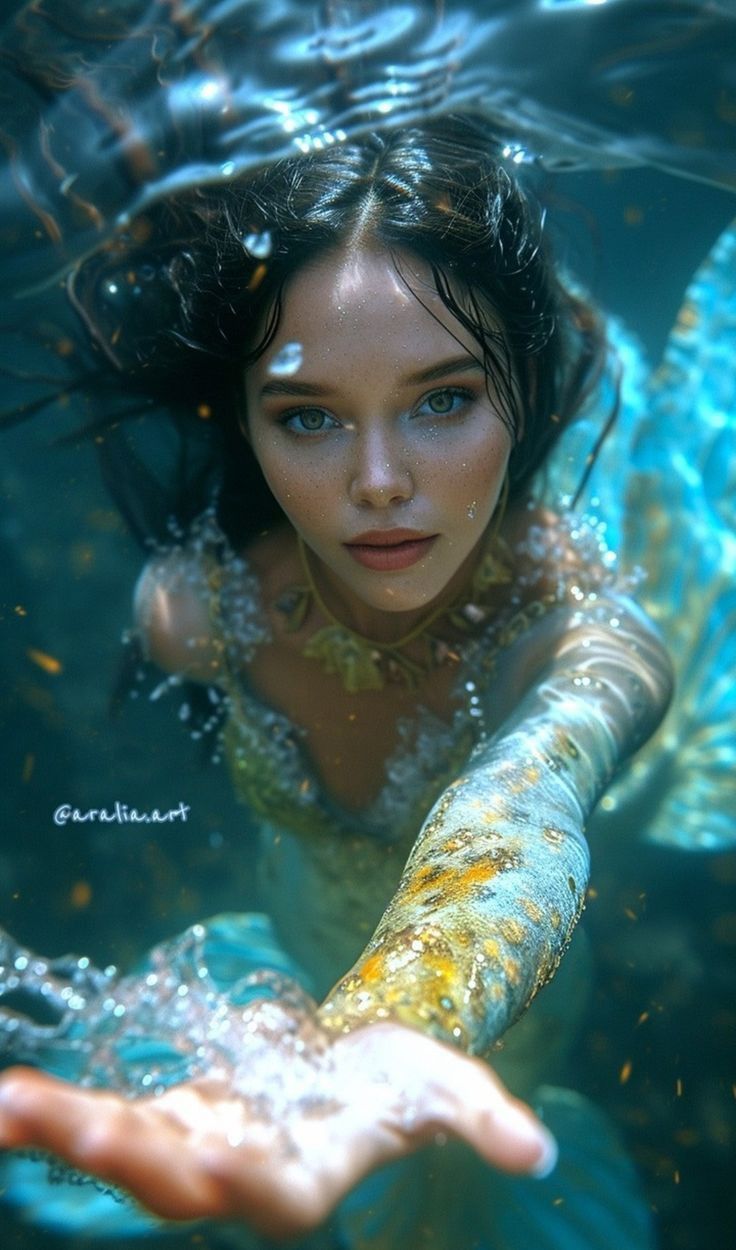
top-left (256, 452), bottom-right (336, 527)
top-left (420, 442), bottom-right (508, 516)
top-left (471, 454), bottom-right (508, 501)
top-left (465, 429), bottom-right (512, 490)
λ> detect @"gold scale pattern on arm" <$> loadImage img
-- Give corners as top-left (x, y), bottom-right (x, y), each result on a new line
top-left (319, 591), bottom-right (674, 1056)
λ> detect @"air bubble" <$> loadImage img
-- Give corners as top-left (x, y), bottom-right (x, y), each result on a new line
top-left (242, 230), bottom-right (272, 259)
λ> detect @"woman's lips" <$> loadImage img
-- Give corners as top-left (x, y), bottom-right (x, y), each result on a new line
top-left (344, 534), bottom-right (437, 571)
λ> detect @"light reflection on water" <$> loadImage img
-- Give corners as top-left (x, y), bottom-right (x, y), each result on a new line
top-left (1, 0), bottom-right (735, 293)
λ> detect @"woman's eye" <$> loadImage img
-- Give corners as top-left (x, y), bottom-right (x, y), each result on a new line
top-left (282, 408), bottom-right (338, 434)
top-left (417, 388), bottom-right (472, 417)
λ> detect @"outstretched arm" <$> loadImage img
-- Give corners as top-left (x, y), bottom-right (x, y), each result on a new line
top-left (319, 590), bottom-right (673, 1052)
top-left (0, 575), bottom-right (672, 1236)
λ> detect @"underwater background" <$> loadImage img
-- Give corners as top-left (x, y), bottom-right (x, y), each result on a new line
top-left (1, 2), bottom-right (735, 1248)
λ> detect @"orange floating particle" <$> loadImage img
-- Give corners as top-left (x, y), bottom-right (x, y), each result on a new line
top-left (14, 604), bottom-right (27, 616)
top-left (619, 1059), bottom-right (633, 1085)
top-left (247, 263), bottom-right (267, 292)
top-left (21, 753), bottom-right (35, 783)
top-left (70, 880), bottom-right (92, 909)
top-left (26, 647), bottom-right (63, 675)
top-left (130, 216), bottom-right (153, 244)
top-left (636, 1011), bottom-right (650, 1026)
top-left (197, 403), bottom-right (213, 419)
top-left (676, 1078), bottom-right (684, 1097)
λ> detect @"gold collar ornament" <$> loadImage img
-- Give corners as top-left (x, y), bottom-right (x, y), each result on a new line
top-left (276, 484), bottom-right (513, 694)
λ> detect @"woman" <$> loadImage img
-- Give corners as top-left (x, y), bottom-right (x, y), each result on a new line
top-left (0, 119), bottom-right (677, 1248)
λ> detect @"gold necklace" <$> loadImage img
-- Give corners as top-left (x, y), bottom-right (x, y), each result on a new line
top-left (275, 492), bottom-right (513, 694)
top-left (296, 534), bottom-right (468, 692)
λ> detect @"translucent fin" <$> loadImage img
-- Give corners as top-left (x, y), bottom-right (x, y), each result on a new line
top-left (483, 1085), bottom-right (655, 1250)
top-left (541, 223), bottom-right (736, 851)
top-left (332, 1084), bottom-right (653, 1250)
top-left (614, 225), bottom-right (736, 849)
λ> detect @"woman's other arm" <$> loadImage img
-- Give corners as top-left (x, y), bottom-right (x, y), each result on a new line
top-left (319, 590), bottom-right (674, 1052)
top-left (0, 552), bottom-right (672, 1235)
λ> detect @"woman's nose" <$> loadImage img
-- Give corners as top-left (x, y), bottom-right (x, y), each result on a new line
top-left (348, 427), bottom-right (414, 508)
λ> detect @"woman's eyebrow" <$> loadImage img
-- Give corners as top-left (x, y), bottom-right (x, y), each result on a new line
top-left (259, 354), bottom-right (484, 399)
top-left (403, 355), bottom-right (485, 385)
top-left (259, 379), bottom-right (335, 398)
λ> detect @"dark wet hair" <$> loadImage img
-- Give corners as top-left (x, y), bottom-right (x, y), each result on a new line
top-left (68, 115), bottom-right (606, 547)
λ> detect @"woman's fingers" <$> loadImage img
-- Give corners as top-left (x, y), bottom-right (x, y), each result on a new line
top-left (0, 1027), bottom-right (559, 1241)
top-left (0, 1068), bottom-right (342, 1236)
top-left (436, 1053), bottom-right (558, 1177)
top-left (0, 1068), bottom-right (225, 1220)
top-left (335, 1025), bottom-right (558, 1178)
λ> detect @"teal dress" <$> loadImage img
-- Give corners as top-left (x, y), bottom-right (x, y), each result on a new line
top-left (1, 223), bottom-right (734, 1250)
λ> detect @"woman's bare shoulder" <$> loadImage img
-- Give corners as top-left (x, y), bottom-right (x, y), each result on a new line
top-left (133, 522), bottom-right (296, 684)
top-left (503, 500), bottom-right (611, 600)
top-left (483, 501), bottom-right (616, 699)
top-left (133, 545), bottom-right (223, 683)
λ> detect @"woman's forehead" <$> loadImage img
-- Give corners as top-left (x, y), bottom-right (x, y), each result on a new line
top-left (250, 244), bottom-right (489, 374)
top-left (286, 245), bottom-right (433, 314)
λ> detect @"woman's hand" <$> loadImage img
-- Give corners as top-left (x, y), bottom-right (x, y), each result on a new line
top-left (0, 1012), bottom-right (557, 1240)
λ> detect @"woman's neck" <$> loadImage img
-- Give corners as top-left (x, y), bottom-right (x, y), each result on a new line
top-left (303, 529), bottom-right (493, 646)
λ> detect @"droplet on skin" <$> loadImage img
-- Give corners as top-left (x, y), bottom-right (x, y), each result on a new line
top-left (269, 341), bottom-right (303, 377)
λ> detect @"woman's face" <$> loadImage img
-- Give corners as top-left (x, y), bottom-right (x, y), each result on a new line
top-left (244, 245), bottom-right (513, 634)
